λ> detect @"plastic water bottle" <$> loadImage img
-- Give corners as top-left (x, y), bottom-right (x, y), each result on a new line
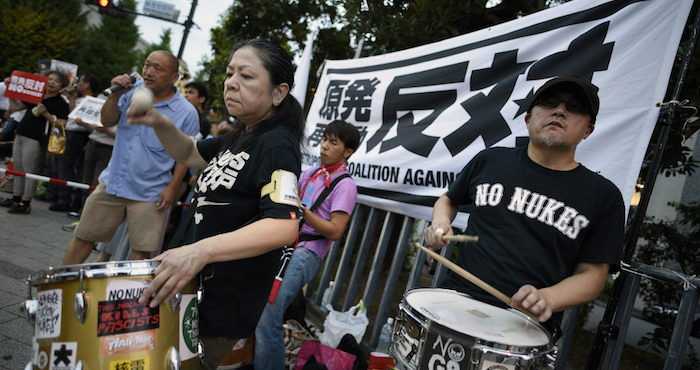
top-left (377, 317), bottom-right (394, 353)
top-left (321, 281), bottom-right (335, 309)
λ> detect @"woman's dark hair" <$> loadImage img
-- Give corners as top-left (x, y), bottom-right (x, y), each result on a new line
top-left (46, 70), bottom-right (69, 88)
top-left (222, 38), bottom-right (305, 152)
top-left (81, 73), bottom-right (102, 96)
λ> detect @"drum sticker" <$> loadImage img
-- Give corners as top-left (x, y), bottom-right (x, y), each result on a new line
top-left (480, 361), bottom-right (515, 370)
top-left (37, 351), bottom-right (48, 369)
top-left (36, 289), bottom-right (62, 338)
top-left (106, 279), bottom-right (149, 300)
top-left (109, 357), bottom-right (150, 370)
top-left (396, 322), bottom-right (421, 367)
top-left (425, 333), bottom-right (467, 370)
top-left (49, 342), bottom-right (77, 370)
top-left (101, 329), bottom-right (157, 356)
top-left (179, 294), bottom-right (199, 361)
top-left (97, 298), bottom-right (159, 337)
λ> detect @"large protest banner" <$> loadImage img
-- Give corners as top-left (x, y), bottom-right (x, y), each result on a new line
top-left (303, 0), bottom-right (693, 226)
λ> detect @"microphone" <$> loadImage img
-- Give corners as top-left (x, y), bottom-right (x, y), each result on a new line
top-left (102, 72), bottom-right (141, 96)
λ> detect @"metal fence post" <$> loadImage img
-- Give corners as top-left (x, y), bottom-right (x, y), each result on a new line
top-left (369, 216), bottom-right (414, 349)
top-left (362, 212), bottom-right (398, 307)
top-left (342, 207), bottom-right (382, 310)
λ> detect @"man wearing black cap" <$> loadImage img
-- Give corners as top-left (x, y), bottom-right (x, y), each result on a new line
top-left (424, 75), bottom-right (624, 335)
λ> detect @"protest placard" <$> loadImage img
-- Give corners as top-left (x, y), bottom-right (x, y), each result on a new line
top-left (68, 96), bottom-right (105, 126)
top-left (4, 71), bottom-right (47, 105)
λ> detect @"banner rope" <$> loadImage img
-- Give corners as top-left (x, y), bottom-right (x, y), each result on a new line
top-left (0, 168), bottom-right (192, 207)
top-left (620, 261), bottom-right (697, 291)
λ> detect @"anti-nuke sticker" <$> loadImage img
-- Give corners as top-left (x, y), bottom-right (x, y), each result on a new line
top-left (106, 279), bottom-right (149, 301)
top-left (109, 357), bottom-right (149, 370)
top-left (49, 342), bottom-right (77, 370)
top-left (97, 298), bottom-right (159, 337)
top-left (101, 329), bottom-right (156, 356)
top-left (36, 289), bottom-right (62, 339)
top-left (179, 294), bottom-right (199, 361)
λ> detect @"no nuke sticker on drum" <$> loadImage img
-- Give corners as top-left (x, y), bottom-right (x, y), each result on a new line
top-left (99, 279), bottom-right (159, 355)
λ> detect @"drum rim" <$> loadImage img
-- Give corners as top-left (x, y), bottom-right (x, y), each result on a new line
top-left (401, 288), bottom-right (553, 352)
top-left (29, 260), bottom-right (160, 285)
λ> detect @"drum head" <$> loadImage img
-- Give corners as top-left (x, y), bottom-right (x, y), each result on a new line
top-left (405, 289), bottom-right (550, 347)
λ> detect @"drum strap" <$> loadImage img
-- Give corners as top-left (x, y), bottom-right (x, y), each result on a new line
top-left (164, 197), bottom-right (199, 252)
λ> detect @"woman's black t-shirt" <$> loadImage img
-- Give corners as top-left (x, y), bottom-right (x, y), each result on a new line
top-left (15, 95), bottom-right (70, 146)
top-left (194, 125), bottom-right (301, 338)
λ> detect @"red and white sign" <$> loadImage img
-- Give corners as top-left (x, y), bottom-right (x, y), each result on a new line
top-left (4, 71), bottom-right (47, 104)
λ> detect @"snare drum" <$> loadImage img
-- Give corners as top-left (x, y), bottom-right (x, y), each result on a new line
top-left (22, 261), bottom-right (201, 370)
top-left (391, 288), bottom-right (555, 370)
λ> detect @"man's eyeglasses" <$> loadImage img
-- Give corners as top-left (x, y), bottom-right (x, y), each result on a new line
top-left (534, 94), bottom-right (591, 116)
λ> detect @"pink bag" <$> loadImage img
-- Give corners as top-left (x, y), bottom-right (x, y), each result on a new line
top-left (294, 341), bottom-right (356, 370)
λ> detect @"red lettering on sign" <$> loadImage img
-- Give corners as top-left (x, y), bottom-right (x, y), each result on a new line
top-left (97, 299), bottom-right (160, 337)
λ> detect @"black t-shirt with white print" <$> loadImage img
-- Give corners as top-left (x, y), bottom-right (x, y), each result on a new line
top-left (441, 146), bottom-right (624, 327)
top-left (15, 95), bottom-right (70, 145)
top-left (194, 125), bottom-right (301, 339)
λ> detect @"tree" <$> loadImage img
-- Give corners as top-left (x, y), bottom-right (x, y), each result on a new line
top-left (637, 201), bottom-right (700, 366)
top-left (0, 0), bottom-right (88, 77)
top-left (196, 0), bottom-right (340, 117)
top-left (340, 0), bottom-right (559, 57)
top-left (73, 0), bottom-right (140, 90)
top-left (197, 0), bottom-right (558, 118)
top-left (138, 28), bottom-right (174, 62)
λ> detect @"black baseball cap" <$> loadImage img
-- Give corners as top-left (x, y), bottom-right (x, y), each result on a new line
top-left (528, 75), bottom-right (600, 122)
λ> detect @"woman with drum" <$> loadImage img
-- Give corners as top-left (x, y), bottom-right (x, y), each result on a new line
top-left (129, 39), bottom-right (304, 368)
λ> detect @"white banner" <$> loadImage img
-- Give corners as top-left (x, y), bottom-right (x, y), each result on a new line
top-left (303, 0), bottom-right (693, 227)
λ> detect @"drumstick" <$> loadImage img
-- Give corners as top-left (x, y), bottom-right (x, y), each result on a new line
top-left (414, 242), bottom-right (537, 320)
top-left (442, 234), bottom-right (479, 243)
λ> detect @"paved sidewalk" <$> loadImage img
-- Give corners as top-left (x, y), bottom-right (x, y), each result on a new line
top-left (0, 188), bottom-right (87, 369)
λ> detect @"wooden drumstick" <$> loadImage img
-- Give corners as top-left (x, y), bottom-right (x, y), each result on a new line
top-left (442, 234), bottom-right (479, 243)
top-left (414, 242), bottom-right (537, 320)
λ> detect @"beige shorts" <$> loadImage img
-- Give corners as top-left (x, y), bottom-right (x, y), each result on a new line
top-left (74, 180), bottom-right (167, 252)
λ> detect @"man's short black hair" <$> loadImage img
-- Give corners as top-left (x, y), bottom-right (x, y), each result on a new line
top-left (323, 120), bottom-right (360, 152)
top-left (185, 81), bottom-right (208, 103)
top-left (82, 73), bottom-right (102, 96)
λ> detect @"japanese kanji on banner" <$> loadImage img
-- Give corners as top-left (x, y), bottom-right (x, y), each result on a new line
top-left (4, 71), bottom-right (48, 105)
top-left (303, 0), bottom-right (693, 226)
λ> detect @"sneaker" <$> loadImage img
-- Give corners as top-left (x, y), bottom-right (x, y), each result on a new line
top-left (8, 203), bottom-right (31, 214)
top-left (49, 204), bottom-right (69, 212)
top-left (0, 198), bottom-right (16, 207)
top-left (62, 221), bottom-right (79, 232)
top-left (67, 211), bottom-right (81, 219)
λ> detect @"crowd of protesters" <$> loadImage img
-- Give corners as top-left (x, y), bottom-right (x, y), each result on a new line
top-left (0, 58), bottom-right (233, 231)
top-left (0, 36), bottom-right (622, 370)
top-left (0, 41), bottom-right (361, 368)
